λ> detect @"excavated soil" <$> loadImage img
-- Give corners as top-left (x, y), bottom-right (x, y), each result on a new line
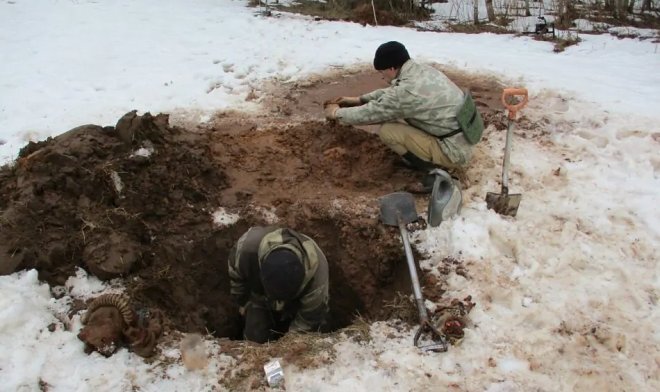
top-left (0, 67), bottom-right (504, 343)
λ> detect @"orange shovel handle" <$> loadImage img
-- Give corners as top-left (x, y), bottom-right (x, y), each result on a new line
top-left (501, 88), bottom-right (528, 120)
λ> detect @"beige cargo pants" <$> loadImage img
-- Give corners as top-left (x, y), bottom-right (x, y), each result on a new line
top-left (378, 122), bottom-right (460, 169)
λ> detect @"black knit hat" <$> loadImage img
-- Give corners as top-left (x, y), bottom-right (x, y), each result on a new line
top-left (260, 249), bottom-right (305, 301)
top-left (373, 41), bottom-right (410, 71)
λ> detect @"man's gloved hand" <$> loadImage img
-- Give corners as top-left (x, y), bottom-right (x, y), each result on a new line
top-left (324, 103), bottom-right (339, 121)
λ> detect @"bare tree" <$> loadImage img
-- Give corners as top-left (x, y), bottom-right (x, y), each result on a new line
top-left (640, 0), bottom-right (652, 11)
top-left (606, 0), bottom-right (632, 18)
top-left (556, 0), bottom-right (577, 28)
top-left (473, 0), bottom-right (479, 24)
top-left (486, 0), bottom-right (496, 21)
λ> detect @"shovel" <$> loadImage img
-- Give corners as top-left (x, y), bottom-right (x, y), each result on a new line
top-left (486, 88), bottom-right (529, 216)
top-left (379, 192), bottom-right (448, 352)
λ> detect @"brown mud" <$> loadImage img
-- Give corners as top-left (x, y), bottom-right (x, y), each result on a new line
top-left (258, 64), bottom-right (506, 128)
top-left (0, 68), bottom-right (505, 385)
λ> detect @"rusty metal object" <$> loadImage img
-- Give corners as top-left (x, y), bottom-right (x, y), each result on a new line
top-left (81, 293), bottom-right (137, 326)
top-left (78, 294), bottom-right (163, 358)
top-left (432, 295), bottom-right (476, 344)
top-left (78, 303), bottom-right (127, 357)
top-left (125, 309), bottom-right (164, 358)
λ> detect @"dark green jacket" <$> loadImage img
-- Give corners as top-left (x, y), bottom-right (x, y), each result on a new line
top-left (227, 226), bottom-right (329, 332)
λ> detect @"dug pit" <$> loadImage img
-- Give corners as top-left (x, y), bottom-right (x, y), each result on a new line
top-left (0, 67), bottom-right (504, 343)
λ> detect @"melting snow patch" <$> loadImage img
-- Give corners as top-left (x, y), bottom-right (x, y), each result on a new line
top-left (499, 357), bottom-right (529, 373)
top-left (110, 171), bottom-right (123, 194)
top-left (212, 207), bottom-right (240, 227)
top-left (131, 141), bottom-right (155, 158)
top-left (64, 268), bottom-right (123, 299)
top-left (131, 147), bottom-right (153, 158)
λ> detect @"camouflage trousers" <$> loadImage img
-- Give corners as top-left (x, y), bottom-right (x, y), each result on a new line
top-left (378, 122), bottom-right (460, 169)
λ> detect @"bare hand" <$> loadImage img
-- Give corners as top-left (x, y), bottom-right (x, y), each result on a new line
top-left (336, 96), bottom-right (362, 107)
top-left (324, 96), bottom-right (362, 108)
top-left (324, 103), bottom-right (339, 120)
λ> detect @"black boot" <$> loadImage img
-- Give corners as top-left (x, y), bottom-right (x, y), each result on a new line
top-left (401, 152), bottom-right (438, 172)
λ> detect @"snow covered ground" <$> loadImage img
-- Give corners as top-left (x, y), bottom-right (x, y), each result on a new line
top-left (1, 0), bottom-right (659, 391)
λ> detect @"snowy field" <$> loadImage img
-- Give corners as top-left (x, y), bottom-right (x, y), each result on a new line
top-left (1, 0), bottom-right (659, 391)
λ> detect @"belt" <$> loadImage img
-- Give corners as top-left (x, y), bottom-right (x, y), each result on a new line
top-left (437, 129), bottom-right (462, 140)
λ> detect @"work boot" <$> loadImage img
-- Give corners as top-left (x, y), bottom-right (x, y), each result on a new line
top-left (401, 152), bottom-right (438, 172)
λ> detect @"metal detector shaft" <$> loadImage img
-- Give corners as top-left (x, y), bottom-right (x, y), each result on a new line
top-left (398, 221), bottom-right (428, 322)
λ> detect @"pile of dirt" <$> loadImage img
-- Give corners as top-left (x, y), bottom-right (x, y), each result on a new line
top-left (0, 68), bottom-right (507, 365)
top-left (0, 67), bottom-right (509, 389)
top-left (0, 108), bottom-right (437, 339)
top-left (0, 111), bottom-right (242, 334)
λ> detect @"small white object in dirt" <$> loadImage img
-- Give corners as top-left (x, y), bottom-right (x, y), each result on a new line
top-left (212, 207), bottom-right (240, 227)
top-left (522, 297), bottom-right (533, 307)
top-left (180, 333), bottom-right (208, 371)
top-left (131, 147), bottom-right (153, 158)
top-left (110, 171), bottom-right (123, 194)
top-left (264, 359), bottom-right (285, 388)
top-left (131, 141), bottom-right (154, 158)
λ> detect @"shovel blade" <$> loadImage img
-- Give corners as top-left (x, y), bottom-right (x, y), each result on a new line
top-left (486, 192), bottom-right (522, 217)
top-left (379, 192), bottom-right (418, 226)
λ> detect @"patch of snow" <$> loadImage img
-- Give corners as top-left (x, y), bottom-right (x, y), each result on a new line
top-left (64, 268), bottom-right (124, 300)
top-left (212, 207), bottom-right (240, 227)
top-left (110, 170), bottom-right (123, 194)
top-left (131, 146), bottom-right (154, 158)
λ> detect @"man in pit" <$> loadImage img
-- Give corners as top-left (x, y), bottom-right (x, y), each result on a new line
top-left (228, 226), bottom-right (329, 343)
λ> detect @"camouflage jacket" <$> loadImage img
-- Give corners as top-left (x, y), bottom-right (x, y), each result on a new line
top-left (335, 60), bottom-right (473, 165)
top-left (227, 226), bottom-right (329, 332)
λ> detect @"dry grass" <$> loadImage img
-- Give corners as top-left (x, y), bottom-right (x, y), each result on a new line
top-left (381, 292), bottom-right (418, 324)
top-left (218, 317), bottom-right (374, 390)
top-left (534, 34), bottom-right (581, 53)
top-left (445, 22), bottom-right (511, 34)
